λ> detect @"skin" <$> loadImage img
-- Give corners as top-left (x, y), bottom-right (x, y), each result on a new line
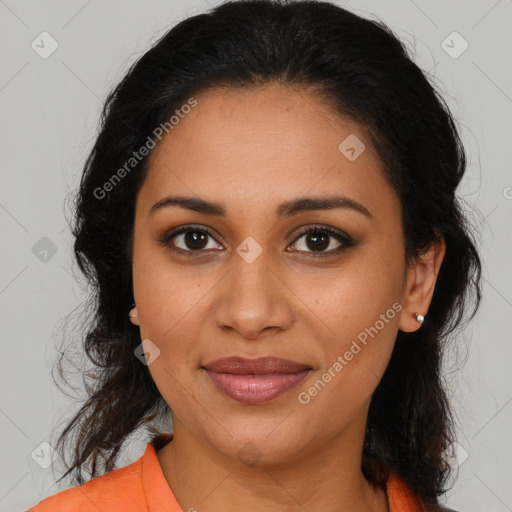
top-left (129, 83), bottom-right (446, 512)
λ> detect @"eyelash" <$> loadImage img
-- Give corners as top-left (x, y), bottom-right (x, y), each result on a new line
top-left (158, 224), bottom-right (356, 258)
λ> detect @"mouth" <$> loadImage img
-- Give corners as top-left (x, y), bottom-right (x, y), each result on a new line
top-left (201, 356), bottom-right (313, 405)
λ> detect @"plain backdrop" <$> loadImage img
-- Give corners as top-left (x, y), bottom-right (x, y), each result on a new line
top-left (0, 0), bottom-right (511, 510)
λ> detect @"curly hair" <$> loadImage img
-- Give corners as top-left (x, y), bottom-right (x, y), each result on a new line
top-left (51, 0), bottom-right (482, 507)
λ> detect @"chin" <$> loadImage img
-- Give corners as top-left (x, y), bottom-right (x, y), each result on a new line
top-left (203, 425), bottom-right (310, 468)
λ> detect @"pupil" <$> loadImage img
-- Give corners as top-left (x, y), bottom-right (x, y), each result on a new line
top-left (182, 230), bottom-right (331, 252)
top-left (307, 232), bottom-right (329, 252)
top-left (185, 231), bottom-right (207, 250)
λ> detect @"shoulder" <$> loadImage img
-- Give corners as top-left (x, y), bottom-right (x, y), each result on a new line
top-left (387, 473), bottom-right (460, 512)
top-left (26, 453), bottom-right (147, 512)
top-left (386, 472), bottom-right (426, 511)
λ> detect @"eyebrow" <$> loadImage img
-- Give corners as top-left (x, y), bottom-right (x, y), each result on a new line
top-left (149, 195), bottom-right (373, 219)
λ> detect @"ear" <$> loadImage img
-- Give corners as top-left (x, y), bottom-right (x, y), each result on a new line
top-left (399, 234), bottom-right (446, 333)
top-left (129, 306), bottom-right (140, 326)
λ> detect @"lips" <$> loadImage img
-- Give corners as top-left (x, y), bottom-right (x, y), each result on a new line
top-left (203, 356), bottom-right (311, 374)
top-left (202, 356), bottom-right (312, 405)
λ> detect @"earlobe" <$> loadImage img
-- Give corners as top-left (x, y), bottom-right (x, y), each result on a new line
top-left (129, 305), bottom-right (140, 326)
top-left (398, 235), bottom-right (446, 333)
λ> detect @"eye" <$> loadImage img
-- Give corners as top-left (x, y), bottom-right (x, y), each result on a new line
top-left (288, 225), bottom-right (355, 257)
top-left (158, 224), bottom-right (355, 257)
top-left (159, 225), bottom-right (223, 255)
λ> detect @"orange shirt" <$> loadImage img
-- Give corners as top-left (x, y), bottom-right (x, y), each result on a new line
top-left (26, 434), bottom-right (427, 511)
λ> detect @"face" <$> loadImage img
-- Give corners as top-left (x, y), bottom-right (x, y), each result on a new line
top-left (130, 83), bottom-right (421, 465)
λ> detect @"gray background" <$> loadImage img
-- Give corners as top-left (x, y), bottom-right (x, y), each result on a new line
top-left (1, 0), bottom-right (511, 510)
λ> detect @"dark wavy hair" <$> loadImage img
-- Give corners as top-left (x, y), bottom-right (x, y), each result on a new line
top-left (52, 0), bottom-right (482, 507)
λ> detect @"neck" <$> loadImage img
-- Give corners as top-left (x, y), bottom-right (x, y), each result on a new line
top-left (156, 418), bottom-right (389, 512)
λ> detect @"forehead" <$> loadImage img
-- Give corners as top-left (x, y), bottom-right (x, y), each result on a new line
top-left (139, 83), bottom-right (398, 219)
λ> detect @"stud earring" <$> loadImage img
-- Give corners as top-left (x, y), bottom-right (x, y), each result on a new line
top-left (414, 313), bottom-right (424, 325)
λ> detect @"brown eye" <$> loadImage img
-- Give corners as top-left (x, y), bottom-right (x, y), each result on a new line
top-left (160, 226), bottom-right (223, 254)
top-left (289, 226), bottom-right (355, 256)
top-left (179, 230), bottom-right (210, 251)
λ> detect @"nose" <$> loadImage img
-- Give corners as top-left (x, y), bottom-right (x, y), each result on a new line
top-left (212, 248), bottom-right (295, 340)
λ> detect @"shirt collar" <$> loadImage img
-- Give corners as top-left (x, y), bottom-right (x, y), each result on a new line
top-left (386, 471), bottom-right (428, 511)
top-left (142, 433), bottom-right (182, 511)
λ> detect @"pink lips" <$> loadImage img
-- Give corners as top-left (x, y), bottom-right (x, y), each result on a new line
top-left (202, 356), bottom-right (312, 405)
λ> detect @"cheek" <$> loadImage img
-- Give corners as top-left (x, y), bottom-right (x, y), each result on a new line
top-left (291, 241), bottom-right (404, 337)
top-left (131, 241), bottom-right (214, 378)
top-left (297, 245), bottom-right (404, 405)
top-left (132, 232), bottom-right (208, 325)
top-left (131, 265), bottom-right (206, 413)
top-left (297, 300), bottom-right (400, 436)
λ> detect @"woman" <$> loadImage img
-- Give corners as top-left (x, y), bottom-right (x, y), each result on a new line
top-left (27, 0), bottom-right (481, 510)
